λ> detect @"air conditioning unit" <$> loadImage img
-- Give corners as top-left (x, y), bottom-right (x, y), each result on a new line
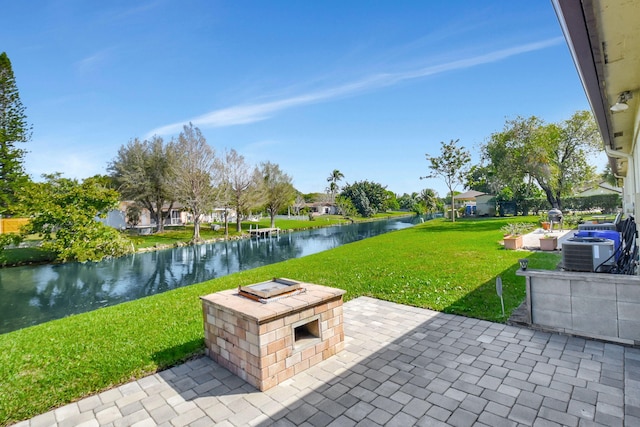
top-left (575, 230), bottom-right (621, 260)
top-left (562, 237), bottom-right (616, 272)
top-left (577, 223), bottom-right (617, 231)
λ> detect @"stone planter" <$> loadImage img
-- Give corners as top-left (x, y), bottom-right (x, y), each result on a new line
top-left (503, 235), bottom-right (523, 250)
top-left (539, 236), bottom-right (557, 251)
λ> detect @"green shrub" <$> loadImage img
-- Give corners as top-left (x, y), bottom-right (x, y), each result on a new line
top-left (562, 194), bottom-right (621, 213)
top-left (500, 222), bottom-right (530, 236)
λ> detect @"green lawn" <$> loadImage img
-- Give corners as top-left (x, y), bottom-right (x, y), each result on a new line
top-left (0, 217), bottom-right (559, 426)
top-left (0, 246), bottom-right (55, 266)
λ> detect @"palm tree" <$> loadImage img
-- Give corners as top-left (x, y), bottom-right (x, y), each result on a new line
top-left (420, 188), bottom-right (438, 214)
top-left (326, 169), bottom-right (344, 203)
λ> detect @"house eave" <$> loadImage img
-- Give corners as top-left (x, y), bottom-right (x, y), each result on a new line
top-left (552, 0), bottom-right (640, 178)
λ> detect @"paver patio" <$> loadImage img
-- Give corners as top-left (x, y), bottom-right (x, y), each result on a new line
top-left (12, 297), bottom-right (640, 426)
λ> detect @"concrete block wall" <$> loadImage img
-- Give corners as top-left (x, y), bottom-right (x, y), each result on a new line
top-left (517, 269), bottom-right (640, 345)
top-left (618, 283), bottom-right (640, 340)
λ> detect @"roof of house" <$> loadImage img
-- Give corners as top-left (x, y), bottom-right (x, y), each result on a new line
top-left (453, 190), bottom-right (486, 201)
top-left (305, 202), bottom-right (335, 207)
top-left (577, 181), bottom-right (622, 196)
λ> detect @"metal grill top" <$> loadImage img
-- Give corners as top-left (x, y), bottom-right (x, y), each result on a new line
top-left (548, 208), bottom-right (563, 221)
top-left (238, 278), bottom-right (301, 299)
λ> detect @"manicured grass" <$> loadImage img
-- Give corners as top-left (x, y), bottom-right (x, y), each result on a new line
top-left (0, 247), bottom-right (55, 266)
top-left (372, 211), bottom-right (413, 218)
top-left (0, 217), bottom-right (559, 426)
top-left (128, 227), bottom-right (223, 249)
top-left (248, 216), bottom-right (351, 229)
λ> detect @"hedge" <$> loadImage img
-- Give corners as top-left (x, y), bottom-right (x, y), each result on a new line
top-left (505, 194), bottom-right (621, 216)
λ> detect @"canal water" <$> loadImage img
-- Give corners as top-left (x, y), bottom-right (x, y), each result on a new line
top-left (0, 215), bottom-right (427, 334)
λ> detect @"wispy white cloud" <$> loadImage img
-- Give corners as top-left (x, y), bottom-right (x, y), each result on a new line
top-left (114, 1), bottom-right (162, 19)
top-left (147, 37), bottom-right (563, 137)
top-left (75, 49), bottom-right (112, 75)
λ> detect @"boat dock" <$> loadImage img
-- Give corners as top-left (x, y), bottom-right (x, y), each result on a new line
top-left (248, 226), bottom-right (280, 237)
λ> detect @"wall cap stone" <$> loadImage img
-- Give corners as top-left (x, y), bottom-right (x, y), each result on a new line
top-left (516, 268), bottom-right (640, 285)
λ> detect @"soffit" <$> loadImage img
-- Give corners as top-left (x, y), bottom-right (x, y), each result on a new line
top-left (595, 0), bottom-right (640, 159)
top-left (554, 0), bottom-right (640, 177)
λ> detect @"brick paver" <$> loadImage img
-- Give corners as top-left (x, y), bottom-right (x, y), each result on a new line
top-left (11, 297), bottom-right (638, 426)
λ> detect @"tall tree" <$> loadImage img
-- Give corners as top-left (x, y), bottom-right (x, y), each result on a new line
top-left (17, 174), bottom-right (132, 262)
top-left (601, 163), bottom-right (618, 187)
top-left (326, 169), bottom-right (344, 203)
top-left (334, 195), bottom-right (357, 216)
top-left (225, 149), bottom-right (261, 232)
top-left (483, 111), bottom-right (600, 209)
top-left (0, 52), bottom-right (31, 214)
top-left (422, 139), bottom-right (471, 222)
top-left (385, 190), bottom-right (399, 211)
top-left (109, 136), bottom-right (177, 232)
top-left (259, 161), bottom-right (296, 228)
top-left (340, 180), bottom-right (389, 217)
top-left (464, 164), bottom-right (499, 194)
top-left (172, 123), bottom-right (219, 243)
top-left (397, 193), bottom-right (419, 211)
top-left (419, 188), bottom-right (439, 214)
top-left (216, 149), bottom-right (234, 236)
top-left (292, 194), bottom-right (306, 216)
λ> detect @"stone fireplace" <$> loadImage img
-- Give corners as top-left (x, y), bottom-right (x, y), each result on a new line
top-left (201, 278), bottom-right (346, 391)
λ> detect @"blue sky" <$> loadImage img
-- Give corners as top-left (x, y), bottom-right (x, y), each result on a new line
top-left (3, 1), bottom-right (594, 197)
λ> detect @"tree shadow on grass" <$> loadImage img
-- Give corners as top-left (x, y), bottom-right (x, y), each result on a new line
top-left (442, 251), bottom-right (560, 323)
top-left (152, 337), bottom-right (205, 369)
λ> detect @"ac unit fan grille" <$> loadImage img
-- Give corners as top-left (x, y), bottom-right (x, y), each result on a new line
top-left (562, 244), bottom-right (594, 271)
top-left (562, 238), bottom-right (616, 272)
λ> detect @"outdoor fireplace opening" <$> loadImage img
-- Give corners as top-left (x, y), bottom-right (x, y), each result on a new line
top-left (293, 316), bottom-right (321, 349)
top-left (201, 280), bottom-right (345, 391)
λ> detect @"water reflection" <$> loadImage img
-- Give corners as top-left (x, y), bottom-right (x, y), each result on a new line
top-left (0, 216), bottom-right (424, 334)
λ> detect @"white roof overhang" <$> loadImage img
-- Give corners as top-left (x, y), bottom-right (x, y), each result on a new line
top-left (553, 0), bottom-right (640, 178)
